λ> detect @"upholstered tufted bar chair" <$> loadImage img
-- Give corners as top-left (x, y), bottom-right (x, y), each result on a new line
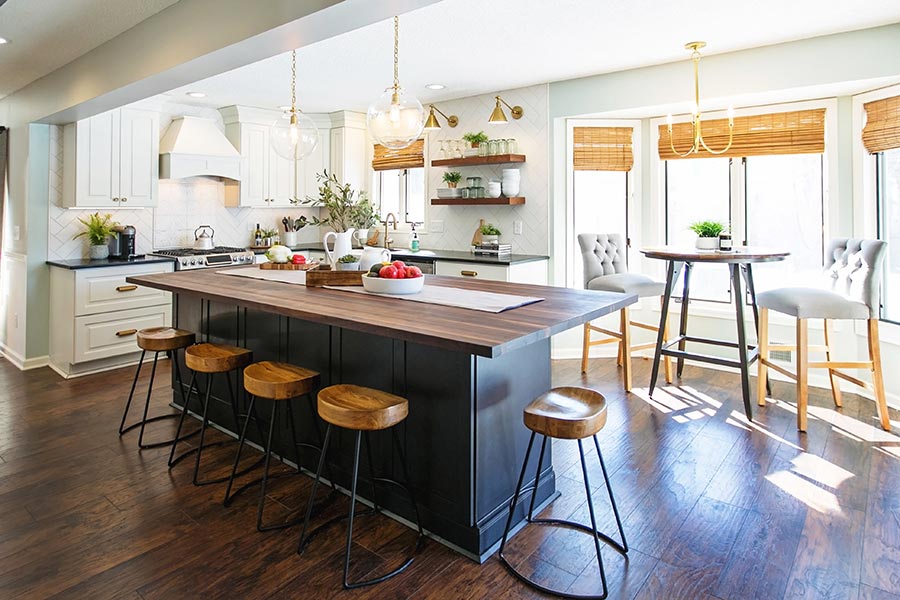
top-left (578, 233), bottom-right (672, 391)
top-left (757, 238), bottom-right (891, 432)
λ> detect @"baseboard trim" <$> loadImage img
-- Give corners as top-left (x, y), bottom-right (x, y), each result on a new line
top-left (0, 344), bottom-right (49, 371)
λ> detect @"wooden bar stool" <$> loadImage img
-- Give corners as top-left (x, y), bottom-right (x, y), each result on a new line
top-left (297, 384), bottom-right (424, 590)
top-left (223, 361), bottom-right (329, 532)
top-left (118, 327), bottom-right (196, 449)
top-left (167, 342), bottom-right (254, 486)
top-left (499, 386), bottom-right (628, 600)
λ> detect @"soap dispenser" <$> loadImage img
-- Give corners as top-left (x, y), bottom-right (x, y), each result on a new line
top-left (409, 223), bottom-right (420, 252)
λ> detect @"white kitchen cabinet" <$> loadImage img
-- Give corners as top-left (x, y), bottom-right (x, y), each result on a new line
top-left (329, 111), bottom-right (370, 195)
top-left (49, 261), bottom-right (174, 378)
top-left (434, 259), bottom-right (548, 285)
top-left (222, 106), bottom-right (329, 208)
top-left (62, 108), bottom-right (159, 208)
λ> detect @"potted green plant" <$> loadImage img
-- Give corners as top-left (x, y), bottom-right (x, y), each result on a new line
top-left (350, 198), bottom-right (380, 246)
top-left (443, 171), bottom-right (462, 189)
top-left (462, 131), bottom-right (489, 148)
top-left (337, 254), bottom-right (360, 271)
top-left (689, 220), bottom-right (725, 250)
top-left (480, 223), bottom-right (501, 245)
top-left (301, 171), bottom-right (372, 266)
top-left (73, 212), bottom-right (118, 259)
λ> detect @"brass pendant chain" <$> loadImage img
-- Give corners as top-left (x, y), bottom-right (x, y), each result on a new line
top-left (291, 50), bottom-right (297, 112)
top-left (393, 15), bottom-right (400, 91)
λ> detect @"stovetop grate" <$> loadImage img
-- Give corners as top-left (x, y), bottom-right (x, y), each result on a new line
top-left (150, 246), bottom-right (248, 257)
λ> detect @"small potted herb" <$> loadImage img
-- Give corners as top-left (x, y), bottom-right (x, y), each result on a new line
top-left (462, 131), bottom-right (489, 148)
top-left (73, 212), bottom-right (119, 260)
top-left (689, 220), bottom-right (725, 250)
top-left (480, 223), bottom-right (501, 246)
top-left (337, 254), bottom-right (360, 271)
top-left (350, 198), bottom-right (380, 246)
top-left (442, 171), bottom-right (462, 189)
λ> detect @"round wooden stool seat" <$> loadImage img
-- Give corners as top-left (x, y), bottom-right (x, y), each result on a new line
top-left (524, 386), bottom-right (608, 440)
top-left (136, 327), bottom-right (195, 352)
top-left (243, 361), bottom-right (320, 400)
top-left (185, 343), bottom-right (252, 374)
top-left (317, 384), bottom-right (408, 431)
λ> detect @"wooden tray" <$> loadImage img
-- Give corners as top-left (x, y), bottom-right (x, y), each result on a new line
top-left (259, 261), bottom-right (320, 271)
top-left (305, 269), bottom-right (363, 287)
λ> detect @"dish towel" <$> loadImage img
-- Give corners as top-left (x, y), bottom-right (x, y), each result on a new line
top-left (324, 283), bottom-right (544, 313)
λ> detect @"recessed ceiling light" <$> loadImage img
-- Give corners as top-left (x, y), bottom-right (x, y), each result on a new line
top-left (185, 91), bottom-right (206, 98)
top-left (0, 37), bottom-right (8, 45)
top-left (425, 83), bottom-right (445, 90)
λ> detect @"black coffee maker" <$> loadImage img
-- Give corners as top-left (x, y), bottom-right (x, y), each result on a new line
top-left (108, 225), bottom-right (137, 259)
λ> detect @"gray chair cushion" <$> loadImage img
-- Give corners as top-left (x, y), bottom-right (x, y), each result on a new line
top-left (824, 238), bottom-right (887, 318)
top-left (587, 273), bottom-right (666, 297)
top-left (578, 233), bottom-right (627, 285)
top-left (757, 287), bottom-right (869, 320)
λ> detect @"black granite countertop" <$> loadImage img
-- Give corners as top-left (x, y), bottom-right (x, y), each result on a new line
top-left (46, 255), bottom-right (176, 270)
top-left (254, 243), bottom-right (548, 265)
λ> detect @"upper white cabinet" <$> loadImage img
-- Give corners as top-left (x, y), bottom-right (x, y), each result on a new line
top-left (62, 108), bottom-right (159, 208)
top-left (329, 111), bottom-right (370, 195)
top-left (221, 106), bottom-right (330, 208)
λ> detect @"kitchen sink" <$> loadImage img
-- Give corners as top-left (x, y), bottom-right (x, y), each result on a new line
top-left (388, 248), bottom-right (436, 256)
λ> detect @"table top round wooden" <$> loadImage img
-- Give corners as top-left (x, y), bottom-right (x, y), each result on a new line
top-left (640, 246), bottom-right (790, 264)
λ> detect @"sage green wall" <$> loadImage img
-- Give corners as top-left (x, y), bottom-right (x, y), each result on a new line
top-left (25, 124), bottom-right (50, 358)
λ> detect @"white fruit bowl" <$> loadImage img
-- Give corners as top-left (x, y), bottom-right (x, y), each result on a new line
top-left (362, 274), bottom-right (425, 295)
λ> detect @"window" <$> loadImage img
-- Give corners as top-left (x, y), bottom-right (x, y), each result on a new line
top-left (572, 170), bottom-right (628, 289)
top-left (372, 168), bottom-right (425, 225)
top-left (877, 147), bottom-right (900, 323)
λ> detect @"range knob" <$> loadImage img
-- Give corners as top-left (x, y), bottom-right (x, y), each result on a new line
top-left (190, 259), bottom-right (196, 265)
top-left (181, 259), bottom-right (188, 266)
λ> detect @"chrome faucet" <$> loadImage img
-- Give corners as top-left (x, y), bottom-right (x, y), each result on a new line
top-left (383, 212), bottom-right (397, 248)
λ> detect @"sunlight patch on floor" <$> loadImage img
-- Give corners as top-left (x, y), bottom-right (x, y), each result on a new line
top-left (766, 469), bottom-right (844, 516)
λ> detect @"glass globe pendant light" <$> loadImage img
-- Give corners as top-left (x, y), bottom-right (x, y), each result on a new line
top-left (270, 50), bottom-right (319, 161)
top-left (366, 16), bottom-right (425, 150)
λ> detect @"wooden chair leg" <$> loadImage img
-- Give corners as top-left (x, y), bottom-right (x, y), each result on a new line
top-left (581, 322), bottom-right (591, 374)
top-left (868, 319), bottom-right (891, 432)
top-left (757, 308), bottom-right (769, 407)
top-left (661, 296), bottom-right (673, 384)
top-left (621, 307), bottom-right (632, 392)
top-left (616, 329), bottom-right (624, 367)
top-left (796, 318), bottom-right (809, 432)
top-left (823, 318), bottom-right (842, 408)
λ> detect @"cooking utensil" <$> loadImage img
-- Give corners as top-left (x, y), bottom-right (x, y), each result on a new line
top-left (193, 225), bottom-right (215, 251)
top-left (282, 217), bottom-right (290, 232)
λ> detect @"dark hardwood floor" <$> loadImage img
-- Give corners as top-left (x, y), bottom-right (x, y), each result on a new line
top-left (1, 354), bottom-right (899, 599)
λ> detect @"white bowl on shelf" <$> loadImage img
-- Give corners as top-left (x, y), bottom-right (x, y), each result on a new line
top-left (362, 274), bottom-right (425, 295)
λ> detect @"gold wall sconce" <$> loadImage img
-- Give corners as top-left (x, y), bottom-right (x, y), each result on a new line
top-left (423, 104), bottom-right (459, 130)
top-left (488, 95), bottom-right (524, 124)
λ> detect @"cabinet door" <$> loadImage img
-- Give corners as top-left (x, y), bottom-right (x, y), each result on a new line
top-left (268, 146), bottom-right (297, 207)
top-left (300, 130), bottom-right (327, 201)
top-left (434, 261), bottom-right (510, 282)
top-left (240, 124), bottom-right (270, 206)
top-left (74, 111), bottom-right (120, 207)
top-left (118, 108), bottom-right (159, 207)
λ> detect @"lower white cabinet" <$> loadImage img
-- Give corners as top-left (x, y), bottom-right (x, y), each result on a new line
top-left (50, 262), bottom-right (174, 378)
top-left (434, 259), bottom-right (548, 285)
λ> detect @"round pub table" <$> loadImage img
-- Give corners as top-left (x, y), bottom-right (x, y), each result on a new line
top-left (641, 246), bottom-right (789, 420)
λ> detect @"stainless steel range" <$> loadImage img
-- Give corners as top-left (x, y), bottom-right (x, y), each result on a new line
top-left (149, 246), bottom-right (255, 270)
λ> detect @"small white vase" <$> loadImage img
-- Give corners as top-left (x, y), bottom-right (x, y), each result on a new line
top-left (337, 262), bottom-right (360, 271)
top-left (89, 244), bottom-right (109, 260)
top-left (695, 237), bottom-right (719, 250)
top-left (323, 228), bottom-right (355, 268)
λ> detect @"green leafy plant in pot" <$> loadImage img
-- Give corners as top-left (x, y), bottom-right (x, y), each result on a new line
top-left (689, 220), bottom-right (725, 250)
top-left (73, 212), bottom-right (118, 260)
top-left (337, 254), bottom-right (360, 271)
top-left (462, 131), bottom-right (489, 148)
top-left (443, 171), bottom-right (462, 189)
top-left (480, 223), bottom-right (501, 246)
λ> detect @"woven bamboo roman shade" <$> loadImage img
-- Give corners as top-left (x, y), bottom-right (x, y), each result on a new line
top-left (862, 95), bottom-right (900, 154)
top-left (658, 109), bottom-right (826, 160)
top-left (372, 139), bottom-right (425, 171)
top-left (573, 127), bottom-right (634, 171)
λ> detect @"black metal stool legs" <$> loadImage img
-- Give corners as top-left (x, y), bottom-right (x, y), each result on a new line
top-left (499, 433), bottom-right (627, 600)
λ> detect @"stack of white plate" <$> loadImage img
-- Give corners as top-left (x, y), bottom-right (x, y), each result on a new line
top-left (502, 168), bottom-right (521, 197)
top-left (436, 188), bottom-right (463, 199)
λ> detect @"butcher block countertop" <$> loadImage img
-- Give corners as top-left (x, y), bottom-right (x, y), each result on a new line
top-left (128, 269), bottom-right (635, 358)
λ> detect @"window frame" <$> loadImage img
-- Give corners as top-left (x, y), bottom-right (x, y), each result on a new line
top-left (372, 167), bottom-right (427, 227)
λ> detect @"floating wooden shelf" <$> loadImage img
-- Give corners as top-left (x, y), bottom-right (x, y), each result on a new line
top-left (430, 154), bottom-right (526, 168)
top-left (431, 197), bottom-right (526, 206)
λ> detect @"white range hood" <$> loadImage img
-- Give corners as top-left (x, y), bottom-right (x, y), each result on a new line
top-left (159, 116), bottom-right (241, 180)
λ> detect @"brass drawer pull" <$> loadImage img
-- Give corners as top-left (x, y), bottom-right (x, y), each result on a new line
top-left (116, 285), bottom-right (138, 292)
top-left (461, 270), bottom-right (478, 277)
top-left (116, 329), bottom-right (138, 337)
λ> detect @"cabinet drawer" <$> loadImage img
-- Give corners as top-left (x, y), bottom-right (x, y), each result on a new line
top-left (74, 263), bottom-right (173, 316)
top-left (73, 305), bottom-right (172, 364)
top-left (434, 261), bottom-right (509, 282)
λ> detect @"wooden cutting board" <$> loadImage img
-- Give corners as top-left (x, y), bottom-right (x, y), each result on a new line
top-left (305, 269), bottom-right (363, 287)
top-left (259, 261), bottom-right (320, 271)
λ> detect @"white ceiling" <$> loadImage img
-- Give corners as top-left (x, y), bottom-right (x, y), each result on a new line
top-left (0, 0), bottom-right (182, 98)
top-left (164, 0), bottom-right (900, 114)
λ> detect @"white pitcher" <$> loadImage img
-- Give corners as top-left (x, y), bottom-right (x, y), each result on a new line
top-left (323, 228), bottom-right (355, 268)
top-left (359, 246), bottom-right (391, 272)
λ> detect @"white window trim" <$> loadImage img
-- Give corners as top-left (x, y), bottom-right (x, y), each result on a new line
top-left (369, 140), bottom-right (430, 234)
top-left (852, 82), bottom-right (900, 346)
top-left (564, 118), bottom-right (642, 289)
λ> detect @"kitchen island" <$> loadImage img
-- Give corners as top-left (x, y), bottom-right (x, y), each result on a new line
top-left (127, 269), bottom-right (634, 561)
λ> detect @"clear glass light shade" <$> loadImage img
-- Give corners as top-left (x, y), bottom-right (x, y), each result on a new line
top-left (367, 87), bottom-right (425, 149)
top-left (270, 110), bottom-right (319, 161)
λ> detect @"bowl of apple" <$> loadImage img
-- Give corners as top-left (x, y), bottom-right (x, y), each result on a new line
top-left (362, 260), bottom-right (425, 295)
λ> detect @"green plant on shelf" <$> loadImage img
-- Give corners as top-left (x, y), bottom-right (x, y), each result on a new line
top-left (688, 220), bottom-right (725, 238)
top-left (442, 171), bottom-right (462, 185)
top-left (462, 131), bottom-right (489, 146)
top-left (73, 212), bottom-right (119, 245)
